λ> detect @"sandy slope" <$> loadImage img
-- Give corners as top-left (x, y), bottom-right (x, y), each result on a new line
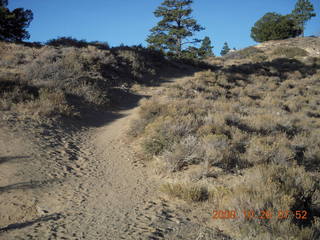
top-left (0, 77), bottom-right (227, 240)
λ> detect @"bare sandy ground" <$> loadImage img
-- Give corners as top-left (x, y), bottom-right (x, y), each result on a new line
top-left (0, 77), bottom-right (228, 240)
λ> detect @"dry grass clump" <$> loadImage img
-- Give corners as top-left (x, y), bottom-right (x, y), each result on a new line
top-left (272, 46), bottom-right (309, 59)
top-left (161, 135), bottom-right (203, 171)
top-left (18, 88), bottom-right (75, 118)
top-left (0, 42), bottom-right (37, 68)
top-left (0, 80), bottom-right (38, 110)
top-left (116, 49), bottom-right (156, 79)
top-left (224, 46), bottom-right (266, 62)
top-left (246, 134), bottom-right (295, 165)
top-left (160, 182), bottom-right (208, 202)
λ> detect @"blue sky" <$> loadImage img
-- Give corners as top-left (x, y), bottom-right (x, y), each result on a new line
top-left (8, 0), bottom-right (320, 55)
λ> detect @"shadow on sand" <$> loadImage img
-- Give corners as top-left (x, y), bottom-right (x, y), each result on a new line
top-left (0, 179), bottom-right (63, 194)
top-left (0, 156), bottom-right (31, 165)
top-left (0, 213), bottom-right (63, 233)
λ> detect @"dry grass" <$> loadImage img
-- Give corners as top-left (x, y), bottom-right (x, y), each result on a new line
top-left (272, 46), bottom-right (309, 59)
top-left (133, 63), bottom-right (320, 171)
top-left (0, 41), bottom-right (166, 121)
top-left (160, 182), bottom-right (208, 202)
top-left (224, 46), bottom-right (266, 61)
top-left (0, 80), bottom-right (75, 120)
top-left (214, 164), bottom-right (320, 240)
top-left (130, 38), bottom-right (320, 239)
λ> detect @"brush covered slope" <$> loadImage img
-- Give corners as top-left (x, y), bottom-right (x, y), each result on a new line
top-left (130, 37), bottom-right (320, 240)
top-left (209, 36), bottom-right (320, 66)
top-left (0, 42), bottom-right (166, 122)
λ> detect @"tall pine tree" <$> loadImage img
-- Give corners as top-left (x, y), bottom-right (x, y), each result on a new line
top-left (292, 0), bottom-right (316, 36)
top-left (146, 0), bottom-right (204, 57)
top-left (198, 36), bottom-right (214, 58)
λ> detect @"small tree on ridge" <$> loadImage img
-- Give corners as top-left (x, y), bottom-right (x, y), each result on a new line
top-left (220, 42), bottom-right (230, 56)
top-left (198, 36), bottom-right (214, 58)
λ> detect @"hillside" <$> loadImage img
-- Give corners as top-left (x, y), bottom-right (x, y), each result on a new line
top-left (130, 37), bottom-right (320, 239)
top-left (255, 37), bottom-right (320, 56)
top-left (0, 37), bottom-right (319, 239)
top-left (209, 36), bottom-right (320, 66)
top-left (0, 42), bottom-right (171, 123)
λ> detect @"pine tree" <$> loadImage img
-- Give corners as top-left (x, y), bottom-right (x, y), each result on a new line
top-left (220, 42), bottom-right (230, 56)
top-left (251, 13), bottom-right (302, 42)
top-left (198, 36), bottom-right (214, 58)
top-left (181, 46), bottom-right (199, 59)
top-left (292, 0), bottom-right (316, 36)
top-left (146, 0), bottom-right (204, 57)
top-left (0, 0), bottom-right (8, 7)
top-left (0, 1), bottom-right (33, 42)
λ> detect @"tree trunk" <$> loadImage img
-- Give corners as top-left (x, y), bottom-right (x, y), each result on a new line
top-left (176, 17), bottom-right (182, 57)
top-left (177, 37), bottom-right (182, 57)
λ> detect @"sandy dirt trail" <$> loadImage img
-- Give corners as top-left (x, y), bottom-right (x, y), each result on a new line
top-left (0, 77), bottom-right (223, 240)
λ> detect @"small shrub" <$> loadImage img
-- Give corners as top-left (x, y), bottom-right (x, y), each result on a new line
top-left (225, 47), bottom-right (264, 60)
top-left (202, 134), bottom-right (232, 168)
top-left (272, 47), bottom-right (309, 58)
top-left (207, 185), bottom-right (232, 205)
top-left (161, 135), bottom-right (202, 171)
top-left (0, 80), bottom-right (39, 110)
top-left (160, 182), bottom-right (208, 202)
top-left (128, 118), bottom-right (149, 137)
top-left (138, 98), bottom-right (163, 122)
top-left (68, 80), bottom-right (109, 106)
top-left (18, 88), bottom-right (74, 118)
top-left (291, 131), bottom-right (320, 170)
top-left (246, 135), bottom-right (295, 165)
top-left (46, 36), bottom-right (89, 48)
top-left (142, 118), bottom-right (180, 156)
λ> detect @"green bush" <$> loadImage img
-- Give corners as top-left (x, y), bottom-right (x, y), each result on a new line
top-left (46, 37), bottom-right (89, 48)
top-left (251, 13), bottom-right (302, 42)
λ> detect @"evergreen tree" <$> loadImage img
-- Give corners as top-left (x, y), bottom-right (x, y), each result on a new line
top-left (292, 0), bottom-right (316, 36)
top-left (0, 0), bottom-right (33, 42)
top-left (198, 36), bottom-right (214, 58)
top-left (146, 0), bottom-right (204, 57)
top-left (251, 12), bottom-right (302, 42)
top-left (181, 46), bottom-right (199, 59)
top-left (220, 42), bottom-right (230, 56)
top-left (0, 0), bottom-right (8, 7)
